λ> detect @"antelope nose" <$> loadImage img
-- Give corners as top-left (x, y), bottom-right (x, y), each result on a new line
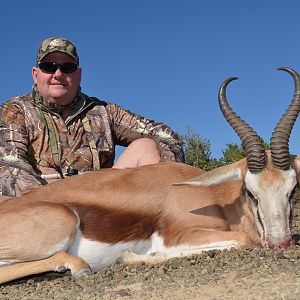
top-left (279, 239), bottom-right (294, 249)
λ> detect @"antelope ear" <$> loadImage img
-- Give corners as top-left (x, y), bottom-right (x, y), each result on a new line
top-left (292, 156), bottom-right (300, 174)
top-left (173, 160), bottom-right (246, 187)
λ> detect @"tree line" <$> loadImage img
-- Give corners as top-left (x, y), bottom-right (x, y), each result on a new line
top-left (181, 126), bottom-right (270, 171)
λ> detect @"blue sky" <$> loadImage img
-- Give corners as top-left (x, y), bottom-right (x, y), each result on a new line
top-left (2, 0), bottom-right (300, 159)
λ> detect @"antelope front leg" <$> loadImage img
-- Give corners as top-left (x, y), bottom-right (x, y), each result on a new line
top-left (0, 252), bottom-right (91, 285)
top-left (119, 229), bottom-right (253, 266)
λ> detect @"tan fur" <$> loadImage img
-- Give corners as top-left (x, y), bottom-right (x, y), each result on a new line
top-left (0, 202), bottom-right (79, 261)
top-left (258, 162), bottom-right (286, 188)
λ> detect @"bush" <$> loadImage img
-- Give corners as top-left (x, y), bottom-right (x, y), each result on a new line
top-left (181, 127), bottom-right (223, 171)
top-left (181, 127), bottom-right (269, 170)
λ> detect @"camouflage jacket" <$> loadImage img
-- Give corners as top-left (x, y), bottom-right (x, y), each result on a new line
top-left (0, 86), bottom-right (184, 196)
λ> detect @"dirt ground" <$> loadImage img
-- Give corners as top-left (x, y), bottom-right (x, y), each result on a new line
top-left (1, 191), bottom-right (300, 299)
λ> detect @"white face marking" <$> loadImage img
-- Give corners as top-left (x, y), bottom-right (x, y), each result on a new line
top-left (245, 168), bottom-right (296, 246)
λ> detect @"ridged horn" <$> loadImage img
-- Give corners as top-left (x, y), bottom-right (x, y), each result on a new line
top-left (270, 67), bottom-right (300, 170)
top-left (218, 77), bottom-right (266, 173)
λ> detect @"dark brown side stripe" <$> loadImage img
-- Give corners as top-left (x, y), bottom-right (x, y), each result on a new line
top-left (70, 203), bottom-right (160, 244)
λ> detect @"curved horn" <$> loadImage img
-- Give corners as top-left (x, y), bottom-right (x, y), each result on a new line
top-left (270, 67), bottom-right (300, 170)
top-left (218, 77), bottom-right (266, 173)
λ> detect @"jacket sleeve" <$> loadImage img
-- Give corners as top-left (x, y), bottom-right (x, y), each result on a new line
top-left (106, 103), bottom-right (185, 162)
top-left (0, 100), bottom-right (43, 196)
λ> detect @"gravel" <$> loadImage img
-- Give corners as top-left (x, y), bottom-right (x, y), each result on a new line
top-left (2, 190), bottom-right (300, 299)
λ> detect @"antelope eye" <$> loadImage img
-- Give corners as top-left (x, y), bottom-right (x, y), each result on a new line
top-left (247, 189), bottom-right (254, 198)
top-left (247, 189), bottom-right (258, 206)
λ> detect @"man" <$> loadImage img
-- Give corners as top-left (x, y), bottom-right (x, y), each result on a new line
top-left (0, 37), bottom-right (184, 197)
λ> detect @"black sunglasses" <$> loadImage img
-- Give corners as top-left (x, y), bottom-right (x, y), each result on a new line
top-left (38, 62), bottom-right (78, 74)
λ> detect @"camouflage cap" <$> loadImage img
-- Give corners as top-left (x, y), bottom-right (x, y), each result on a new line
top-left (36, 37), bottom-right (79, 65)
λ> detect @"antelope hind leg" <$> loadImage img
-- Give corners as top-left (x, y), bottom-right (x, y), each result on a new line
top-left (0, 252), bottom-right (91, 284)
top-left (0, 201), bottom-right (91, 284)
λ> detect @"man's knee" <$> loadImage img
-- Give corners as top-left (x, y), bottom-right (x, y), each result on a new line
top-left (113, 138), bottom-right (160, 169)
top-left (128, 138), bottom-right (157, 150)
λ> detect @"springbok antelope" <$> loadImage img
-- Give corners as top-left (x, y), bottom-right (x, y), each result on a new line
top-left (1, 67), bottom-right (300, 284)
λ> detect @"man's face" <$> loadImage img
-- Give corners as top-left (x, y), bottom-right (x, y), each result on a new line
top-left (32, 52), bottom-right (82, 106)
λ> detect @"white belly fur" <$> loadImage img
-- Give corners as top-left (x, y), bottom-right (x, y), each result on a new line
top-left (68, 231), bottom-right (238, 271)
top-left (68, 231), bottom-right (152, 271)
